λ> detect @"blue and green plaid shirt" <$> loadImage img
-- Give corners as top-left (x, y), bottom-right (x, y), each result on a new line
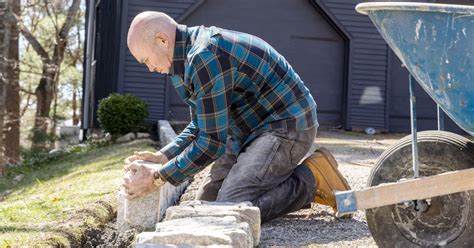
top-left (158, 25), bottom-right (318, 185)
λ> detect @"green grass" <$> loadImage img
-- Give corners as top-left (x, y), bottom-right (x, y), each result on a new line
top-left (0, 139), bottom-right (155, 247)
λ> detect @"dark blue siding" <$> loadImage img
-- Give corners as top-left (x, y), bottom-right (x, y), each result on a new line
top-left (118, 0), bottom-right (198, 122)
top-left (92, 0), bottom-right (124, 127)
top-left (318, 0), bottom-right (389, 131)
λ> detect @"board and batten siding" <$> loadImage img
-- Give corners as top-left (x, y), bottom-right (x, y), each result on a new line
top-left (318, 0), bottom-right (390, 131)
top-left (119, 0), bottom-right (198, 122)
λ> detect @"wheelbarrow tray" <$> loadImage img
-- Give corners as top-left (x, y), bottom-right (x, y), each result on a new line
top-left (358, 2), bottom-right (474, 135)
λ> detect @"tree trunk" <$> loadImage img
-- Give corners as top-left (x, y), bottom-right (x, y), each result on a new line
top-left (29, 0), bottom-right (80, 150)
top-left (31, 65), bottom-right (56, 150)
top-left (0, 0), bottom-right (12, 176)
top-left (72, 79), bottom-right (79, 126)
top-left (4, 0), bottom-right (20, 163)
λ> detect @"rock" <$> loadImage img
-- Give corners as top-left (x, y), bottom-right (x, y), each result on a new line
top-left (115, 132), bottom-right (136, 143)
top-left (155, 120), bottom-right (190, 221)
top-left (136, 132), bottom-right (150, 139)
top-left (59, 126), bottom-right (80, 137)
top-left (58, 126), bottom-right (80, 148)
top-left (68, 143), bottom-right (88, 152)
top-left (136, 216), bottom-right (252, 247)
top-left (116, 188), bottom-right (161, 232)
top-left (157, 120), bottom-right (176, 146)
top-left (157, 181), bottom-right (189, 221)
top-left (49, 148), bottom-right (63, 155)
top-left (13, 174), bottom-right (24, 182)
top-left (104, 132), bottom-right (112, 142)
top-left (168, 201), bottom-right (261, 245)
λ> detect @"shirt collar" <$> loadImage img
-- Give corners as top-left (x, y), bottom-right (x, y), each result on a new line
top-left (169, 24), bottom-right (188, 77)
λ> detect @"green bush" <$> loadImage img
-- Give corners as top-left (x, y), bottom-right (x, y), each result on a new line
top-left (97, 93), bottom-right (149, 135)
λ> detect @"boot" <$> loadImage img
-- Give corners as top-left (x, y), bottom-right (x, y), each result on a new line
top-left (302, 147), bottom-right (352, 217)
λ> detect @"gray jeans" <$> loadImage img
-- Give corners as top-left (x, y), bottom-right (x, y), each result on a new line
top-left (195, 127), bottom-right (317, 223)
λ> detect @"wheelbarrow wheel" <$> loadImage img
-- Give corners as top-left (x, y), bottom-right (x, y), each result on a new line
top-left (366, 131), bottom-right (474, 247)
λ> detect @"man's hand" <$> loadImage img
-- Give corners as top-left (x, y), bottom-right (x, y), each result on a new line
top-left (125, 151), bottom-right (169, 164)
top-left (122, 161), bottom-right (164, 199)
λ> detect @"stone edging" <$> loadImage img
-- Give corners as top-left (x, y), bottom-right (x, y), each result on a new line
top-left (137, 200), bottom-right (261, 247)
top-left (156, 120), bottom-right (190, 221)
top-left (119, 120), bottom-right (261, 247)
top-left (116, 120), bottom-right (189, 231)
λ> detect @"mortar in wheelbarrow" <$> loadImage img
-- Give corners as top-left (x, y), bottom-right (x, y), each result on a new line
top-left (356, 2), bottom-right (474, 135)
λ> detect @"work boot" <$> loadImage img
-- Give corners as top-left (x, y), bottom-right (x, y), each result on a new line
top-left (302, 147), bottom-right (352, 217)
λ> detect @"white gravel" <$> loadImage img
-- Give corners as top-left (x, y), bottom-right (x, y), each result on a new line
top-left (179, 130), bottom-right (407, 247)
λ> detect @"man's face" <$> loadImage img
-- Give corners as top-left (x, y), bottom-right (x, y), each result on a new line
top-left (130, 38), bottom-right (172, 74)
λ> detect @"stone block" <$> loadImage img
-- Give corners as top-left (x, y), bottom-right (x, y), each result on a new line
top-left (136, 132), bottom-right (151, 139)
top-left (116, 189), bottom-right (161, 232)
top-left (157, 120), bottom-right (176, 146)
top-left (168, 201), bottom-right (261, 245)
top-left (158, 181), bottom-right (188, 221)
top-left (116, 132), bottom-right (136, 143)
top-left (156, 120), bottom-right (190, 221)
top-left (136, 216), bottom-right (252, 247)
top-left (59, 126), bottom-right (80, 137)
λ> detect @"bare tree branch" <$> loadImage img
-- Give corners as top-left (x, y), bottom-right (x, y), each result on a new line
top-left (7, 12), bottom-right (50, 62)
top-left (43, 0), bottom-right (59, 34)
top-left (58, 0), bottom-right (80, 41)
top-left (19, 69), bottom-right (43, 76)
top-left (20, 86), bottom-right (35, 117)
top-left (20, 87), bottom-right (35, 95)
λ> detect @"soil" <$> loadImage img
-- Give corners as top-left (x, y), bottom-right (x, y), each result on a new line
top-left (179, 130), bottom-right (407, 247)
top-left (81, 219), bottom-right (139, 248)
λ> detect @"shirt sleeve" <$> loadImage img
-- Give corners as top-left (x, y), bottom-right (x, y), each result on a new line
top-left (159, 107), bottom-right (199, 160)
top-left (159, 50), bottom-right (233, 185)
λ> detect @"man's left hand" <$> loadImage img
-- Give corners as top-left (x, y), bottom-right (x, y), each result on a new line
top-left (122, 162), bottom-right (161, 199)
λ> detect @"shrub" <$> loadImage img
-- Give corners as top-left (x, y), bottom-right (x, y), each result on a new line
top-left (97, 93), bottom-right (149, 135)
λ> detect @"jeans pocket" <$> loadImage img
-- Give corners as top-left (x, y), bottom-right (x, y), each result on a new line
top-left (256, 137), bottom-right (281, 181)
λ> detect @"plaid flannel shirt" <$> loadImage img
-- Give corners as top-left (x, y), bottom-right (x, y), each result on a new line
top-left (158, 25), bottom-right (318, 185)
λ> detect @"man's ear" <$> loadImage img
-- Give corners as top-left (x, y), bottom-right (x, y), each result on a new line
top-left (154, 32), bottom-right (169, 47)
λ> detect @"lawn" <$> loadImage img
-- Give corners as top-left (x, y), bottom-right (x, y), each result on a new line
top-left (0, 139), bottom-right (156, 247)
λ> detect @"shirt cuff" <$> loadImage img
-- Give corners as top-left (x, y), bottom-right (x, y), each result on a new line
top-left (159, 142), bottom-right (181, 160)
top-left (158, 159), bottom-right (188, 186)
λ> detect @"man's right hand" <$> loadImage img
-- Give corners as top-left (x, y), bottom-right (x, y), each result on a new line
top-left (125, 151), bottom-right (169, 164)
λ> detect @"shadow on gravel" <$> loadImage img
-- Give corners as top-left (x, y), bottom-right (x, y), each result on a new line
top-left (260, 214), bottom-right (372, 246)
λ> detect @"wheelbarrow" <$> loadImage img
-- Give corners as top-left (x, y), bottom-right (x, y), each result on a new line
top-left (334, 2), bottom-right (474, 247)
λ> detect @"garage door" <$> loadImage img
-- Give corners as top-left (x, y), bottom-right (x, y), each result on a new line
top-left (168, 0), bottom-right (347, 128)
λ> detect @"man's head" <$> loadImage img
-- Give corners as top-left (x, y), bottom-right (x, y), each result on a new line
top-left (127, 11), bottom-right (177, 74)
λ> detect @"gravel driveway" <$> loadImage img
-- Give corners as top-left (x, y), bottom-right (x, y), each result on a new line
top-left (179, 130), bottom-right (406, 247)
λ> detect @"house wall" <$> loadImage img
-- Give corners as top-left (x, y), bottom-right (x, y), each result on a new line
top-left (91, 0), bottom-right (124, 126)
top-left (170, 0), bottom-right (348, 128)
top-left (118, 0), bottom-right (200, 122)
top-left (87, 0), bottom-right (472, 134)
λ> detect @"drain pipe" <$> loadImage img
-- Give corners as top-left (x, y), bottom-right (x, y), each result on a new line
top-left (82, 0), bottom-right (96, 141)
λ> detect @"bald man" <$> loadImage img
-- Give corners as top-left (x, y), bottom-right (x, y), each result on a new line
top-left (123, 11), bottom-right (351, 222)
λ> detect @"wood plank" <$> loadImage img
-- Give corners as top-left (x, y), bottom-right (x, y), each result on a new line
top-left (355, 168), bottom-right (474, 210)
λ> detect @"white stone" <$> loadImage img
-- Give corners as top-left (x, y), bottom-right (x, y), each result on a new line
top-left (136, 216), bottom-right (252, 247)
top-left (136, 132), bottom-right (151, 139)
top-left (156, 120), bottom-right (190, 221)
top-left (158, 182), bottom-right (189, 221)
top-left (116, 188), bottom-right (161, 232)
top-left (58, 126), bottom-right (81, 148)
top-left (104, 132), bottom-right (112, 142)
top-left (59, 126), bottom-right (80, 137)
top-left (13, 174), bottom-right (24, 182)
top-left (49, 148), bottom-right (63, 155)
top-left (116, 132), bottom-right (136, 143)
top-left (157, 120), bottom-right (176, 146)
top-left (169, 201), bottom-right (261, 245)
